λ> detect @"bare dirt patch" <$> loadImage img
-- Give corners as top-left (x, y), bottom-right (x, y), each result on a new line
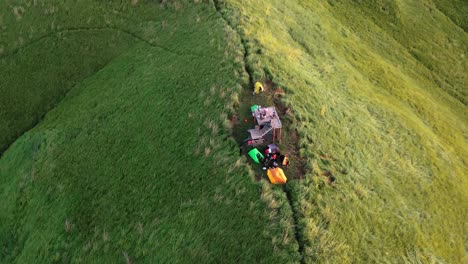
top-left (233, 79), bottom-right (306, 180)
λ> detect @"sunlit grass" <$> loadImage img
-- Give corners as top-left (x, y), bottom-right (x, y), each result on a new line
top-left (1, 0), bottom-right (466, 262)
top-left (220, 0), bottom-right (467, 262)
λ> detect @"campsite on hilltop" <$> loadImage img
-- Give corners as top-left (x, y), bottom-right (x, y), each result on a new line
top-left (1, 1), bottom-right (466, 263)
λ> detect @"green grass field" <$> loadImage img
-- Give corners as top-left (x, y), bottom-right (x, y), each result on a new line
top-left (0, 1), bottom-right (300, 263)
top-left (1, 0), bottom-right (467, 263)
top-left (218, 0), bottom-right (467, 262)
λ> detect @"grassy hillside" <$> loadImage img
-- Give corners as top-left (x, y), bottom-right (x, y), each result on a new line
top-left (218, 0), bottom-right (467, 262)
top-left (0, 1), bottom-right (300, 263)
top-left (2, 0), bottom-right (467, 263)
top-left (0, 1), bottom-right (136, 154)
top-left (433, 0), bottom-right (468, 32)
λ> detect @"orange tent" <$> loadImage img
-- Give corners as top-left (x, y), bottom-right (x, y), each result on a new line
top-left (267, 167), bottom-right (287, 184)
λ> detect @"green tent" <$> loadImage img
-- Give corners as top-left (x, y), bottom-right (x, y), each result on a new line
top-left (248, 148), bottom-right (264, 163)
top-left (250, 105), bottom-right (260, 113)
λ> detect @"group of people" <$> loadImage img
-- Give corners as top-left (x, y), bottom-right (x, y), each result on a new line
top-left (261, 145), bottom-right (289, 170)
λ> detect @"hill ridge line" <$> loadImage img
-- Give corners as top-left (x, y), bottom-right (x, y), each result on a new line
top-left (0, 26), bottom-right (219, 61)
top-left (0, 24), bottom-right (220, 157)
top-left (0, 55), bottom-right (121, 158)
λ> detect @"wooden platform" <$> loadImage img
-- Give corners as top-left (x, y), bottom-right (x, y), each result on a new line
top-left (252, 106), bottom-right (282, 143)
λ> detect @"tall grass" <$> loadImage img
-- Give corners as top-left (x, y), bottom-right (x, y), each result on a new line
top-left (0, 1), bottom-right (154, 153)
top-left (220, 0), bottom-right (467, 262)
top-left (0, 1), bottom-right (300, 262)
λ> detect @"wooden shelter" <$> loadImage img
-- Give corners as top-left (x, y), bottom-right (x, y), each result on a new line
top-left (249, 106), bottom-right (282, 144)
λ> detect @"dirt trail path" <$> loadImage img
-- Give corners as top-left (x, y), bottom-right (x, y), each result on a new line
top-left (213, 1), bottom-right (306, 262)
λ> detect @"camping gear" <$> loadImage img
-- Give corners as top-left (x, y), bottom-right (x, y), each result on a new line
top-left (267, 144), bottom-right (279, 154)
top-left (247, 138), bottom-right (264, 147)
top-left (252, 106), bottom-right (282, 143)
top-left (279, 155), bottom-right (289, 168)
top-left (248, 123), bottom-right (272, 139)
top-left (282, 156), bottom-right (290, 168)
top-left (250, 105), bottom-right (260, 113)
top-left (271, 154), bottom-right (277, 160)
top-left (248, 148), bottom-right (264, 163)
top-left (251, 105), bottom-right (260, 123)
top-left (267, 167), bottom-right (287, 184)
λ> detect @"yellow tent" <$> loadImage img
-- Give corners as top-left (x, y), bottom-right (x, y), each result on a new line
top-left (267, 167), bottom-right (287, 184)
top-left (253, 81), bottom-right (264, 95)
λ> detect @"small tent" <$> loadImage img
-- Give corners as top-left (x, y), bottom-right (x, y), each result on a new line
top-left (267, 167), bottom-right (287, 184)
top-left (250, 104), bottom-right (260, 113)
top-left (248, 148), bottom-right (264, 163)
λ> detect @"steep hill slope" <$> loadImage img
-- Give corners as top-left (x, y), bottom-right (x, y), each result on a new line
top-left (1, 0), bottom-right (467, 263)
top-left (0, 1), bottom-right (138, 154)
top-left (218, 0), bottom-right (467, 262)
top-left (0, 1), bottom-right (299, 262)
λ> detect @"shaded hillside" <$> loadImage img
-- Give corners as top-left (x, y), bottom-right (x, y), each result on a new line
top-left (0, 1), bottom-right (138, 154)
top-left (433, 0), bottom-right (468, 32)
top-left (0, 1), bottom-right (300, 262)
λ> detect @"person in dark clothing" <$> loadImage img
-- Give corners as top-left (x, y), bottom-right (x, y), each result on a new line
top-left (279, 155), bottom-right (285, 163)
top-left (239, 145), bottom-right (244, 156)
top-left (264, 146), bottom-right (270, 156)
top-left (271, 153), bottom-right (277, 162)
